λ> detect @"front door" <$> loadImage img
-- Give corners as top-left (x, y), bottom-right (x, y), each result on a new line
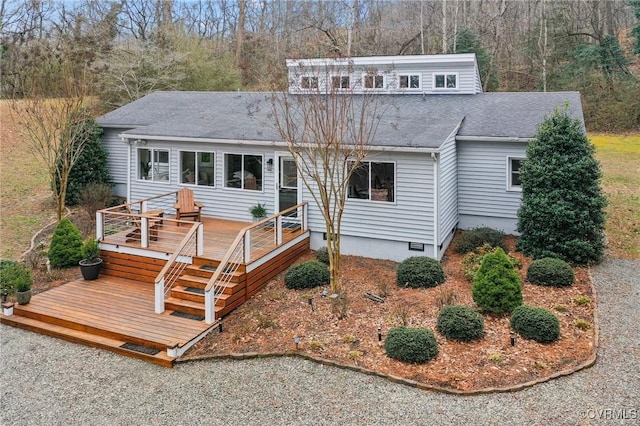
top-left (275, 153), bottom-right (299, 214)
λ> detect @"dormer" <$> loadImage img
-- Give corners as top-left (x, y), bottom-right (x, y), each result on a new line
top-left (286, 53), bottom-right (483, 95)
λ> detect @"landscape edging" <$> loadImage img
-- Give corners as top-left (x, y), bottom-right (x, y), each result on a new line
top-left (177, 266), bottom-right (599, 395)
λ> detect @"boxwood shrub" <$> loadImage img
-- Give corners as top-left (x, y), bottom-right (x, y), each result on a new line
top-left (284, 260), bottom-right (329, 290)
top-left (384, 326), bottom-right (438, 363)
top-left (315, 247), bottom-right (330, 265)
top-left (472, 248), bottom-right (523, 314)
top-left (527, 257), bottom-right (574, 287)
top-left (48, 218), bottom-right (83, 268)
top-left (454, 227), bottom-right (506, 254)
top-left (510, 305), bottom-right (560, 343)
top-left (437, 305), bottom-right (484, 342)
top-left (396, 256), bottom-right (445, 288)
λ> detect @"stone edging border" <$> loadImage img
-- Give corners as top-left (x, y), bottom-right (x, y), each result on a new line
top-left (19, 207), bottom-right (71, 262)
top-left (176, 267), bottom-right (600, 395)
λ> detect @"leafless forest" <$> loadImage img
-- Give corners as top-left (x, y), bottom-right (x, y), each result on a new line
top-left (2, 0), bottom-right (639, 131)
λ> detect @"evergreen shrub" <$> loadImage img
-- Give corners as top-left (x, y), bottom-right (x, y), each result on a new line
top-left (315, 247), bottom-right (330, 265)
top-left (396, 257), bottom-right (445, 288)
top-left (510, 305), bottom-right (561, 343)
top-left (527, 257), bottom-right (574, 287)
top-left (284, 260), bottom-right (329, 290)
top-left (437, 305), bottom-right (484, 342)
top-left (384, 326), bottom-right (438, 363)
top-left (48, 218), bottom-right (84, 268)
top-left (472, 248), bottom-right (523, 314)
top-left (454, 227), bottom-right (506, 254)
top-left (516, 107), bottom-right (607, 264)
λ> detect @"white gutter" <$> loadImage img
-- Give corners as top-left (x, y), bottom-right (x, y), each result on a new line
top-left (431, 152), bottom-right (439, 260)
top-left (456, 136), bottom-right (533, 143)
top-left (119, 134), bottom-right (441, 154)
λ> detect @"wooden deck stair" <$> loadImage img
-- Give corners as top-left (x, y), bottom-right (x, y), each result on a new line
top-left (166, 257), bottom-right (247, 319)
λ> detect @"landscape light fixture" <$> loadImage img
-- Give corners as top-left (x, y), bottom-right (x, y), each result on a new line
top-left (510, 331), bottom-right (516, 346)
top-left (321, 288), bottom-right (328, 298)
top-left (308, 297), bottom-right (314, 312)
top-left (294, 336), bottom-right (301, 350)
top-left (377, 326), bottom-right (382, 342)
top-left (218, 321), bottom-right (223, 333)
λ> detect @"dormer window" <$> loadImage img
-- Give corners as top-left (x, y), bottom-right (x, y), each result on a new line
top-left (399, 74), bottom-right (420, 89)
top-left (364, 74), bottom-right (384, 89)
top-left (300, 76), bottom-right (318, 89)
top-left (434, 72), bottom-right (458, 89)
top-left (331, 75), bottom-right (350, 90)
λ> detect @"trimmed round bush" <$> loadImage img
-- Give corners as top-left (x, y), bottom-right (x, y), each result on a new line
top-left (527, 257), bottom-right (574, 287)
top-left (396, 256), bottom-right (445, 288)
top-left (315, 247), bottom-right (330, 265)
top-left (472, 247), bottom-right (523, 314)
top-left (384, 326), bottom-right (438, 363)
top-left (48, 218), bottom-right (83, 268)
top-left (284, 260), bottom-right (329, 290)
top-left (454, 227), bottom-right (506, 254)
top-left (437, 305), bottom-right (484, 342)
top-left (511, 305), bottom-right (560, 343)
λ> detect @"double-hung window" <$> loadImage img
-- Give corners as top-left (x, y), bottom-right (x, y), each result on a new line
top-left (224, 154), bottom-right (263, 191)
top-left (138, 148), bottom-right (169, 182)
top-left (180, 151), bottom-right (214, 186)
top-left (507, 157), bottom-right (525, 191)
top-left (433, 72), bottom-right (458, 89)
top-left (399, 74), bottom-right (420, 89)
top-left (348, 161), bottom-right (395, 202)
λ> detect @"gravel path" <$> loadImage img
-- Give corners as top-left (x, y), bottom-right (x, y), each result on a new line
top-left (1, 258), bottom-right (638, 425)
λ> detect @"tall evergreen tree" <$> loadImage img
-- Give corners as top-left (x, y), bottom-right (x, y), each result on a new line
top-left (451, 29), bottom-right (498, 91)
top-left (631, 0), bottom-right (640, 55)
top-left (516, 106), bottom-right (607, 264)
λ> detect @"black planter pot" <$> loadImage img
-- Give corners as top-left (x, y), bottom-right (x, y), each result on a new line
top-left (79, 258), bottom-right (103, 280)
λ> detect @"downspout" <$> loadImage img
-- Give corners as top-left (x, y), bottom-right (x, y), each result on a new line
top-left (124, 138), bottom-right (132, 203)
top-left (431, 152), bottom-right (439, 260)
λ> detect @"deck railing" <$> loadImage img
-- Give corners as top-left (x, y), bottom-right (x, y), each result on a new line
top-left (154, 221), bottom-right (202, 314)
top-left (203, 202), bottom-right (308, 323)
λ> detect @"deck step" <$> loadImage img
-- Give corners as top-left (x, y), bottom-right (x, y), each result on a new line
top-left (1, 314), bottom-right (175, 368)
top-left (177, 271), bottom-right (244, 288)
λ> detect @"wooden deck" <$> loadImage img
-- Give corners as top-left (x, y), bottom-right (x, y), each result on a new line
top-left (1, 276), bottom-right (216, 367)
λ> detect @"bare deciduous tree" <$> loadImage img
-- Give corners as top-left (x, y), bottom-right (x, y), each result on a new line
top-left (270, 60), bottom-right (384, 298)
top-left (9, 61), bottom-right (95, 221)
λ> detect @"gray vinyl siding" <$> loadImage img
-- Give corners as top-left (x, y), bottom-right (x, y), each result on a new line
top-left (101, 128), bottom-right (130, 197)
top-left (304, 152), bottom-right (435, 245)
top-left (128, 141), bottom-right (275, 222)
top-left (420, 63), bottom-right (479, 94)
top-left (457, 140), bottom-right (527, 223)
top-left (438, 133), bottom-right (458, 244)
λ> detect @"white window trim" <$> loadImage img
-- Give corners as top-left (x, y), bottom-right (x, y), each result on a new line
top-left (432, 72), bottom-right (459, 90)
top-left (331, 74), bottom-right (351, 90)
top-left (347, 160), bottom-right (397, 204)
top-left (397, 73), bottom-right (421, 90)
top-left (223, 152), bottom-right (264, 192)
top-left (363, 74), bottom-right (385, 90)
top-left (506, 156), bottom-right (525, 192)
top-left (179, 150), bottom-right (216, 188)
top-left (300, 75), bottom-right (319, 90)
top-left (137, 148), bottom-right (170, 183)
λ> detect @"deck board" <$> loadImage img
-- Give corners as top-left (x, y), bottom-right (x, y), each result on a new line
top-left (13, 276), bottom-right (213, 347)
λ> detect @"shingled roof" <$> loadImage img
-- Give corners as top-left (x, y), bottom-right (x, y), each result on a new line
top-left (97, 91), bottom-right (583, 150)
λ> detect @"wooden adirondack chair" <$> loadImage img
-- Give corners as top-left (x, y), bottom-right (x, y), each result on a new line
top-left (174, 188), bottom-right (204, 223)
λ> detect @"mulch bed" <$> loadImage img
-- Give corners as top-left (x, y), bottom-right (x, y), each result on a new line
top-left (185, 236), bottom-right (596, 391)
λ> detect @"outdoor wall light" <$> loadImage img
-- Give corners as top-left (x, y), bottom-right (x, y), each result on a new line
top-left (266, 158), bottom-right (273, 172)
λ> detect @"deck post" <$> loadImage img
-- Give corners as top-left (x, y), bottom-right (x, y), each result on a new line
top-left (141, 217), bottom-right (149, 248)
top-left (276, 216), bottom-right (283, 245)
top-left (302, 204), bottom-right (308, 231)
top-left (204, 290), bottom-right (214, 323)
top-left (155, 278), bottom-right (165, 313)
top-left (96, 211), bottom-right (104, 240)
top-left (197, 223), bottom-right (204, 256)
top-left (141, 200), bottom-right (148, 212)
top-left (244, 230), bottom-right (251, 263)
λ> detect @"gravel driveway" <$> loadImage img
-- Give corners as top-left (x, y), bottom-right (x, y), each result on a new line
top-left (1, 258), bottom-right (638, 425)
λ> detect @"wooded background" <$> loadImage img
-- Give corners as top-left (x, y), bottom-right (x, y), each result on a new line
top-left (2, 0), bottom-right (639, 132)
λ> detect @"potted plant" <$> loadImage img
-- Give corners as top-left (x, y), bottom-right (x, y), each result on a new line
top-left (3, 263), bottom-right (33, 305)
top-left (249, 203), bottom-right (267, 222)
top-left (79, 237), bottom-right (103, 280)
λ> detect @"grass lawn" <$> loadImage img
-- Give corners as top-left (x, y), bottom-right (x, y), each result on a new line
top-left (590, 133), bottom-right (640, 259)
